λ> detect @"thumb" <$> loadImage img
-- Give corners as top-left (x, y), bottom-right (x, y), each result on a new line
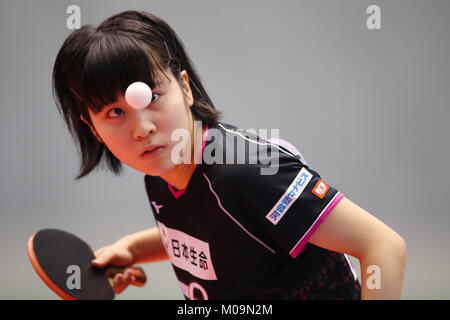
top-left (92, 250), bottom-right (114, 268)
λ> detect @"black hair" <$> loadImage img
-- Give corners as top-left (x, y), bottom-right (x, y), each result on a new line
top-left (52, 10), bottom-right (221, 179)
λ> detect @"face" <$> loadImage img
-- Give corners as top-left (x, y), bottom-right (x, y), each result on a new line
top-left (83, 69), bottom-right (195, 176)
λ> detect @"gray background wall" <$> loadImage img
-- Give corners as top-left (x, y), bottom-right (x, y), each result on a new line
top-left (1, 0), bottom-right (449, 299)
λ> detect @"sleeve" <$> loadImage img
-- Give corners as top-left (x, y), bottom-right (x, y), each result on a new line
top-left (230, 146), bottom-right (345, 259)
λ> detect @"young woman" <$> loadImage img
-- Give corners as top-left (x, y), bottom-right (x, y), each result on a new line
top-left (52, 10), bottom-right (406, 300)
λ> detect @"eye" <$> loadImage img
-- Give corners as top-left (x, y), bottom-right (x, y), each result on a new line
top-left (107, 107), bottom-right (124, 119)
top-left (106, 93), bottom-right (160, 119)
top-left (151, 93), bottom-right (161, 103)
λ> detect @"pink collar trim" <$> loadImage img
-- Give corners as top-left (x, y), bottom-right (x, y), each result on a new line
top-left (167, 184), bottom-right (185, 199)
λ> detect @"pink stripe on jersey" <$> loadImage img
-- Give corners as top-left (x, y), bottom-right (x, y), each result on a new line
top-left (167, 124), bottom-right (209, 199)
top-left (289, 192), bottom-right (345, 258)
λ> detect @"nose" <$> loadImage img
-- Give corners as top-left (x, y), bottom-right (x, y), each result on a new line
top-left (131, 109), bottom-right (157, 140)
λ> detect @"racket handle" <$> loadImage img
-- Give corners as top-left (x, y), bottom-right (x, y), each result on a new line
top-left (106, 266), bottom-right (147, 287)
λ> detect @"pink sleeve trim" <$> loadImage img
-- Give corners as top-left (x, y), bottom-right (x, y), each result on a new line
top-left (289, 192), bottom-right (345, 258)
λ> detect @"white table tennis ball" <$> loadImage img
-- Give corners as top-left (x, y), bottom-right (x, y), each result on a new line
top-left (125, 82), bottom-right (153, 109)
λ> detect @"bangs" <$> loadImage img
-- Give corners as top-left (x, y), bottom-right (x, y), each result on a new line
top-left (77, 32), bottom-right (169, 113)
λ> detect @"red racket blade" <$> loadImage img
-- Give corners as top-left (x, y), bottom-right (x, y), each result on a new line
top-left (27, 229), bottom-right (146, 300)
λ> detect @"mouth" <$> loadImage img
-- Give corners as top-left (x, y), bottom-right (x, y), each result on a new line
top-left (141, 145), bottom-right (165, 158)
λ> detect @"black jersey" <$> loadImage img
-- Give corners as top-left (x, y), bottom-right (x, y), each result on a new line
top-left (144, 122), bottom-right (361, 300)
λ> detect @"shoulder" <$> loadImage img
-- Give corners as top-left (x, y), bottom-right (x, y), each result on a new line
top-left (205, 121), bottom-right (305, 164)
top-left (202, 121), bottom-right (308, 192)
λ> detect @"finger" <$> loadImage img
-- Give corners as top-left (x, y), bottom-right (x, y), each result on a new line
top-left (113, 274), bottom-right (123, 288)
top-left (122, 270), bottom-right (135, 286)
top-left (115, 272), bottom-right (134, 293)
top-left (92, 250), bottom-right (115, 268)
top-left (113, 274), bottom-right (129, 295)
top-left (106, 266), bottom-right (130, 278)
top-left (124, 269), bottom-right (134, 279)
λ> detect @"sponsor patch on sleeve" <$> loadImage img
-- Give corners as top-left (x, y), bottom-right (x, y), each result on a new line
top-left (265, 167), bottom-right (313, 225)
top-left (312, 179), bottom-right (330, 199)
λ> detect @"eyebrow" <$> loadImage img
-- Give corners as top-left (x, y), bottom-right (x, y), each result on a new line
top-left (153, 81), bottom-right (168, 89)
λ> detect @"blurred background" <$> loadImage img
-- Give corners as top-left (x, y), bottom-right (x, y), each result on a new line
top-left (1, 0), bottom-right (449, 299)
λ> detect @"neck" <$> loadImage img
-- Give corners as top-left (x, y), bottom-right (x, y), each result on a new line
top-left (160, 121), bottom-right (205, 191)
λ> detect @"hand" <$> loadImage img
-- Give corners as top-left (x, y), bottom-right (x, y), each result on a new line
top-left (92, 242), bottom-right (139, 294)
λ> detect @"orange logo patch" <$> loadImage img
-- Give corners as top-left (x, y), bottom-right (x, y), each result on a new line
top-left (312, 179), bottom-right (329, 199)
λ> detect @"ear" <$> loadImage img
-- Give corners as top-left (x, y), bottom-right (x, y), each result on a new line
top-left (80, 115), bottom-right (104, 143)
top-left (180, 70), bottom-right (194, 107)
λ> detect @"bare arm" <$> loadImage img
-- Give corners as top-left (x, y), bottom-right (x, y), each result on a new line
top-left (115, 226), bottom-right (169, 264)
top-left (308, 197), bottom-right (407, 299)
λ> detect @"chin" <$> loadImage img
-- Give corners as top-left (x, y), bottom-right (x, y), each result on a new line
top-left (141, 160), bottom-right (177, 177)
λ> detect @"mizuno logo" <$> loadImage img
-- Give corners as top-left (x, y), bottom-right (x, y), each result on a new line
top-left (151, 201), bottom-right (164, 214)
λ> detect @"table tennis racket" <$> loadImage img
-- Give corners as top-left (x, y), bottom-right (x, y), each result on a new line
top-left (27, 228), bottom-right (146, 300)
